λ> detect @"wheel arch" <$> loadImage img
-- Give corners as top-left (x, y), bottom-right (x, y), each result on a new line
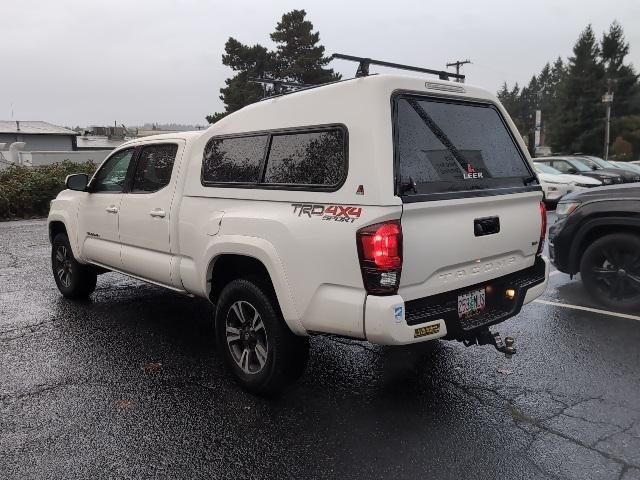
top-left (47, 211), bottom-right (84, 262)
top-left (202, 237), bottom-right (304, 335)
top-left (48, 220), bottom-right (67, 243)
top-left (569, 217), bottom-right (640, 273)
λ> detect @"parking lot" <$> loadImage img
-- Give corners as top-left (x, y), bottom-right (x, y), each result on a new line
top-left (1, 216), bottom-right (639, 480)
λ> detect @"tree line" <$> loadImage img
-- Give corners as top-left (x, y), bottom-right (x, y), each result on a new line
top-left (498, 22), bottom-right (640, 159)
top-left (209, 15), bottom-right (640, 161)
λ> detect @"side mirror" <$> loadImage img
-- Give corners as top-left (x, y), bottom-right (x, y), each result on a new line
top-left (567, 168), bottom-right (578, 174)
top-left (592, 166), bottom-right (598, 171)
top-left (66, 173), bottom-right (88, 191)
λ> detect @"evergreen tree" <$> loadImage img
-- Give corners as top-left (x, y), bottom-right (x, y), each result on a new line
top-left (497, 82), bottom-right (522, 124)
top-left (206, 10), bottom-right (337, 123)
top-left (270, 9), bottom-right (340, 85)
top-left (206, 38), bottom-right (275, 124)
top-left (538, 58), bottom-right (565, 148)
top-left (517, 76), bottom-right (542, 152)
top-left (552, 25), bottom-right (605, 154)
top-left (600, 21), bottom-right (640, 120)
top-left (550, 57), bottom-right (566, 87)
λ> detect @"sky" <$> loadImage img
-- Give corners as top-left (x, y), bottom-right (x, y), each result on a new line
top-left (2, 0), bottom-right (639, 128)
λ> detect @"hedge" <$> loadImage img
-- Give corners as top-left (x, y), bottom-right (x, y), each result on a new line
top-left (0, 161), bottom-right (97, 219)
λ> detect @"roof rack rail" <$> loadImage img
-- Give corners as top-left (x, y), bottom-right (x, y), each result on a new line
top-left (248, 77), bottom-right (312, 96)
top-left (331, 53), bottom-right (464, 83)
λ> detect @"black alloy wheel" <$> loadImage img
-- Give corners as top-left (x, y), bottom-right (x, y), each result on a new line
top-left (580, 233), bottom-right (640, 310)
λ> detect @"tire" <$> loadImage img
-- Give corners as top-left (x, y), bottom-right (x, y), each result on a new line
top-left (580, 233), bottom-right (640, 310)
top-left (215, 278), bottom-right (309, 395)
top-left (51, 233), bottom-right (97, 299)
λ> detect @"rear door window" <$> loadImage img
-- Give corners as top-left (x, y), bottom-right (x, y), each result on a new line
top-left (394, 95), bottom-right (535, 199)
top-left (131, 144), bottom-right (178, 193)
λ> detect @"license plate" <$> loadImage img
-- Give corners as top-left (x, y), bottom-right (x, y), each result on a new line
top-left (458, 288), bottom-right (486, 318)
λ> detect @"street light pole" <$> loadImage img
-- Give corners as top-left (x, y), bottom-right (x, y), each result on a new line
top-left (602, 79), bottom-right (614, 160)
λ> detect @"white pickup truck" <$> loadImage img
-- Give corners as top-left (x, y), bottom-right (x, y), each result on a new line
top-left (48, 73), bottom-right (549, 394)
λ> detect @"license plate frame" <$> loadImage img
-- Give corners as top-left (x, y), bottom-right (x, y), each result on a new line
top-left (457, 287), bottom-right (486, 319)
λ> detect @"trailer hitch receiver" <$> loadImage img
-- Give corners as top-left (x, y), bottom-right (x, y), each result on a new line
top-left (464, 329), bottom-right (516, 357)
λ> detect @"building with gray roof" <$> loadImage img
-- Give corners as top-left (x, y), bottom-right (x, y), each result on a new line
top-left (0, 121), bottom-right (78, 151)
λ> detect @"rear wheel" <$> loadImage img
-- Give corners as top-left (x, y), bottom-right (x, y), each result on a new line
top-left (51, 233), bottom-right (97, 299)
top-left (580, 233), bottom-right (640, 310)
top-left (215, 278), bottom-right (309, 395)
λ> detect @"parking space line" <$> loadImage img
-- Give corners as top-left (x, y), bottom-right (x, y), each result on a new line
top-left (534, 299), bottom-right (640, 322)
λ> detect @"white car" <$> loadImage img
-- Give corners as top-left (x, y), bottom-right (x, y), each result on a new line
top-left (48, 63), bottom-right (549, 394)
top-left (534, 163), bottom-right (601, 204)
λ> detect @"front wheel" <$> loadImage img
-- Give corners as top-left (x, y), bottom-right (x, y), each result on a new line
top-left (51, 233), bottom-right (97, 299)
top-left (580, 233), bottom-right (640, 311)
top-left (215, 278), bottom-right (309, 395)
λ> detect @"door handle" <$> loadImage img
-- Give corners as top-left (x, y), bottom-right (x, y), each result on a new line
top-left (149, 208), bottom-right (166, 218)
top-left (105, 205), bottom-right (118, 214)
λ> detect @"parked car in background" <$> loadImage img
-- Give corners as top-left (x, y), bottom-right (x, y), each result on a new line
top-left (573, 155), bottom-right (640, 183)
top-left (549, 184), bottom-right (640, 310)
top-left (534, 157), bottom-right (624, 185)
top-left (534, 145), bottom-right (553, 157)
top-left (533, 163), bottom-right (601, 206)
top-left (609, 160), bottom-right (640, 175)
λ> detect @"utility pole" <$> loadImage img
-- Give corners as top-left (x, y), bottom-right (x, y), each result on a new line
top-left (446, 59), bottom-right (471, 83)
top-left (602, 79), bottom-right (614, 160)
top-left (534, 89), bottom-right (543, 155)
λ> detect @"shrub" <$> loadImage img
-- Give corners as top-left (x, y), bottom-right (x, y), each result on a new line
top-left (0, 160), bottom-right (97, 219)
top-left (610, 136), bottom-right (634, 161)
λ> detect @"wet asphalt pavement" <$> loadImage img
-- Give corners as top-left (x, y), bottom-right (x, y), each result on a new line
top-left (1, 218), bottom-right (640, 480)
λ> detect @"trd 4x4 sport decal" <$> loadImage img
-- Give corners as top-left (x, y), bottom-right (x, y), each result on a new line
top-left (291, 204), bottom-right (362, 223)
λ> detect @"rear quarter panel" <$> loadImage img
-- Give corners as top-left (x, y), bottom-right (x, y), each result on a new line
top-left (178, 195), bottom-right (401, 337)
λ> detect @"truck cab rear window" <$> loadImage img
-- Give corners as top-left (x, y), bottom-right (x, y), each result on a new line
top-left (394, 96), bottom-right (533, 199)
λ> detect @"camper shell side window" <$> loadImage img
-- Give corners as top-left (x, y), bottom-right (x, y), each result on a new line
top-left (201, 124), bottom-right (348, 192)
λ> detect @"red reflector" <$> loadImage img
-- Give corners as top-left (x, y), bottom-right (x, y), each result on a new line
top-left (361, 223), bottom-right (401, 268)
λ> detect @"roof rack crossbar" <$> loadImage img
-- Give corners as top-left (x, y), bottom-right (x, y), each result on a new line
top-left (248, 77), bottom-right (312, 96)
top-left (331, 53), bottom-right (465, 82)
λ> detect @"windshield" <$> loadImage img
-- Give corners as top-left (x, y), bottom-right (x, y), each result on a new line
top-left (534, 163), bottom-right (562, 174)
top-left (394, 96), bottom-right (534, 198)
top-left (583, 156), bottom-right (615, 168)
top-left (572, 158), bottom-right (601, 170)
top-left (613, 161), bottom-right (640, 173)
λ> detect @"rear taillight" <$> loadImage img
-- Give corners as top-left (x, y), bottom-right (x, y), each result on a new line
top-left (537, 201), bottom-right (547, 256)
top-left (356, 220), bottom-right (402, 295)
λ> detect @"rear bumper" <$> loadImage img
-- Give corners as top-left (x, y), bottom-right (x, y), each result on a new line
top-left (364, 257), bottom-right (549, 345)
